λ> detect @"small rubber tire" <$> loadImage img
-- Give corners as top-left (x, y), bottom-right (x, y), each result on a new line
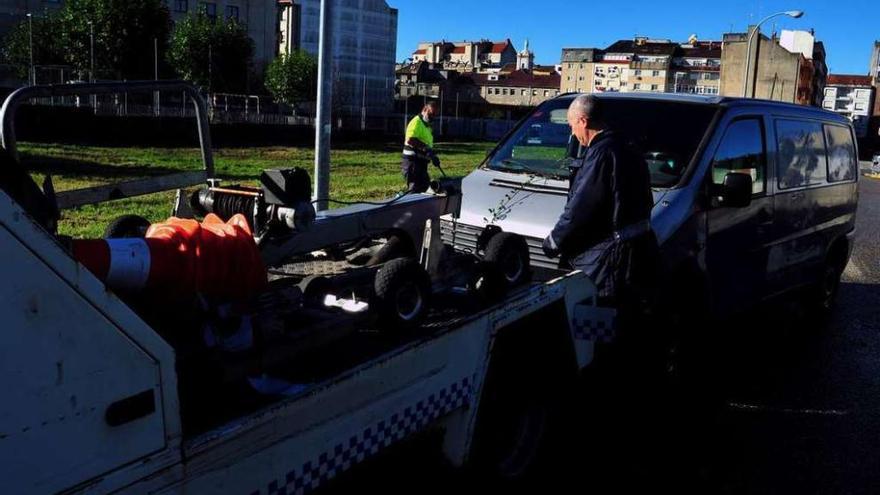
top-left (104, 214), bottom-right (151, 239)
top-left (806, 256), bottom-right (845, 324)
top-left (468, 262), bottom-right (507, 305)
top-left (483, 232), bottom-right (531, 288)
top-left (373, 258), bottom-right (431, 330)
top-left (299, 275), bottom-right (333, 308)
top-left (366, 234), bottom-right (416, 266)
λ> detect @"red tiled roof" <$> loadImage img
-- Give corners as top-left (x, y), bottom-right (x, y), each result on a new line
top-left (462, 69), bottom-right (561, 89)
top-left (491, 40), bottom-right (512, 54)
top-left (451, 46), bottom-right (466, 54)
top-left (827, 74), bottom-right (873, 86)
top-left (413, 49), bottom-right (426, 55)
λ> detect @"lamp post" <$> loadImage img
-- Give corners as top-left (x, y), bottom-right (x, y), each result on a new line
top-left (26, 13), bottom-right (34, 86)
top-left (741, 10), bottom-right (804, 98)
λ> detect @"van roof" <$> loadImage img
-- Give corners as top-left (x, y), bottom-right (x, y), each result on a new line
top-left (554, 92), bottom-right (850, 124)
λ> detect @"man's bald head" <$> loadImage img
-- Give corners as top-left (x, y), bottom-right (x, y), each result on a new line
top-left (567, 94), bottom-right (605, 127)
top-left (567, 94), bottom-right (606, 146)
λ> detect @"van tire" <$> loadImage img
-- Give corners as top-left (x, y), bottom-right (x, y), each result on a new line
top-left (807, 250), bottom-right (846, 323)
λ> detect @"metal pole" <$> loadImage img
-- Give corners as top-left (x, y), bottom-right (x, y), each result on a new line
top-left (154, 37), bottom-right (160, 117)
top-left (27, 14), bottom-right (34, 86)
top-left (741, 11), bottom-right (805, 98)
top-left (208, 44), bottom-right (212, 94)
top-left (313, 0), bottom-right (333, 211)
top-left (361, 72), bottom-right (366, 131)
top-left (89, 22), bottom-right (95, 82)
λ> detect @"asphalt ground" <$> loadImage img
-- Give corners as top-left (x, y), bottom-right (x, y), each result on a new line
top-left (321, 170), bottom-right (880, 494)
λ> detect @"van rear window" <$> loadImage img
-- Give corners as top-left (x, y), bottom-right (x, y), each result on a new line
top-left (824, 124), bottom-right (856, 183)
top-left (775, 119), bottom-right (828, 189)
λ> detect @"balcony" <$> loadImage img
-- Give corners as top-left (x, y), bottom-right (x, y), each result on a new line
top-left (629, 61), bottom-right (668, 70)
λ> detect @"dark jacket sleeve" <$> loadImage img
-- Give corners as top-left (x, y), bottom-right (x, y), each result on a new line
top-left (549, 148), bottom-right (611, 254)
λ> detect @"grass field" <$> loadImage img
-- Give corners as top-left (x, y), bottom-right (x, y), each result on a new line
top-left (20, 140), bottom-right (494, 238)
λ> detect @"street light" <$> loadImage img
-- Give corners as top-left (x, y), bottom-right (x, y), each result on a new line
top-left (26, 13), bottom-right (33, 86)
top-left (88, 20), bottom-right (95, 82)
top-left (741, 10), bottom-right (804, 98)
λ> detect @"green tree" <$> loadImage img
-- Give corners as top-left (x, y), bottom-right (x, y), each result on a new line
top-left (167, 11), bottom-right (253, 93)
top-left (2, 13), bottom-right (64, 79)
top-left (2, 0), bottom-right (172, 81)
top-left (264, 50), bottom-right (317, 109)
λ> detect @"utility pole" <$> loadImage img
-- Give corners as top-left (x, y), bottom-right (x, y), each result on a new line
top-left (313, 0), bottom-right (333, 211)
top-left (154, 37), bottom-right (160, 117)
top-left (27, 13), bottom-right (34, 86)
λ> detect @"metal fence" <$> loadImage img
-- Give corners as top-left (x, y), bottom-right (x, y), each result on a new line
top-left (18, 88), bottom-right (520, 140)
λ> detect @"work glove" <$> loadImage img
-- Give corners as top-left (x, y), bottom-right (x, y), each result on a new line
top-left (542, 235), bottom-right (560, 259)
top-left (428, 150), bottom-right (441, 168)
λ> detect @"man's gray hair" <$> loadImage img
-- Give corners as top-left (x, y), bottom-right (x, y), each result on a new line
top-left (568, 94), bottom-right (605, 125)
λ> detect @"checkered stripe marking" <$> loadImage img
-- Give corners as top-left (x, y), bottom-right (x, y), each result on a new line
top-left (255, 376), bottom-right (474, 495)
top-left (571, 313), bottom-right (617, 343)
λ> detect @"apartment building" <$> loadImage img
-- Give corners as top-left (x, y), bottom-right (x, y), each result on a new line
top-left (410, 39), bottom-right (516, 72)
top-left (822, 74), bottom-right (875, 137)
top-left (559, 48), bottom-right (599, 93)
top-left (670, 40), bottom-right (722, 95)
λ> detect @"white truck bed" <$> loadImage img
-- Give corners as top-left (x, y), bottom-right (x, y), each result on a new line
top-left (0, 186), bottom-right (615, 495)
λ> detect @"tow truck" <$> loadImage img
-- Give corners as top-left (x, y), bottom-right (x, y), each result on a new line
top-left (0, 82), bottom-right (616, 494)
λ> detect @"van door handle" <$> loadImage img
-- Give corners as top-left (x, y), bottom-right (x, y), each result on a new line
top-left (105, 389), bottom-right (156, 427)
top-left (790, 191), bottom-right (806, 200)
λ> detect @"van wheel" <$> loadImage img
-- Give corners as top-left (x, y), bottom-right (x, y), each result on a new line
top-left (808, 257), bottom-right (844, 322)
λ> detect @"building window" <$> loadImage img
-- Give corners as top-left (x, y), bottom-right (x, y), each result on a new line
top-left (579, 76), bottom-right (584, 81)
top-left (651, 84), bottom-right (659, 91)
top-left (225, 5), bottom-right (239, 20)
top-left (543, 90), bottom-right (549, 96)
top-left (633, 69), bottom-right (641, 76)
top-left (200, 2), bottom-right (217, 18)
top-left (174, 0), bottom-right (188, 12)
top-left (521, 89), bottom-right (527, 96)
top-left (652, 70), bottom-right (660, 77)
top-left (502, 88), bottom-right (508, 95)
top-left (633, 83), bottom-right (641, 90)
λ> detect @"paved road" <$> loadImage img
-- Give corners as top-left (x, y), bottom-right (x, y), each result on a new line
top-left (323, 174), bottom-right (880, 494)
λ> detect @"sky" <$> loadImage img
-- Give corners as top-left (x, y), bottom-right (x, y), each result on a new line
top-left (390, 0), bottom-right (878, 75)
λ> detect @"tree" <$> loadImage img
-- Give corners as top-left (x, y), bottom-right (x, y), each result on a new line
top-left (167, 11), bottom-right (253, 93)
top-left (264, 50), bottom-right (317, 110)
top-left (2, 0), bottom-right (172, 81)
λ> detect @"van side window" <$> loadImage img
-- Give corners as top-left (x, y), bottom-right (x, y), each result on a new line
top-left (711, 118), bottom-right (765, 195)
top-left (824, 124), bottom-right (856, 182)
top-left (775, 119), bottom-right (828, 189)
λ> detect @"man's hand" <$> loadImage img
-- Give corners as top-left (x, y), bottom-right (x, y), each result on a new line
top-left (542, 235), bottom-right (559, 258)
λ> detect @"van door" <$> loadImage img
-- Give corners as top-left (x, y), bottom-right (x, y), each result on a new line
top-left (767, 118), bottom-right (836, 292)
top-left (705, 116), bottom-right (774, 315)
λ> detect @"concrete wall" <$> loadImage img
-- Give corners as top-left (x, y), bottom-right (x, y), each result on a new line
top-left (481, 84), bottom-right (559, 106)
top-left (721, 33), bottom-right (800, 102)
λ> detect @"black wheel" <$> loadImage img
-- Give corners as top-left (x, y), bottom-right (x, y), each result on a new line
top-left (482, 232), bottom-right (531, 288)
top-left (807, 255), bottom-right (845, 322)
top-left (366, 234), bottom-right (416, 266)
top-left (373, 258), bottom-right (431, 330)
top-left (104, 214), bottom-right (151, 239)
top-left (299, 275), bottom-right (333, 308)
top-left (467, 262), bottom-right (507, 305)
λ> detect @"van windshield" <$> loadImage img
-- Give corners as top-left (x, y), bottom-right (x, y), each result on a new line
top-left (485, 97), bottom-right (719, 187)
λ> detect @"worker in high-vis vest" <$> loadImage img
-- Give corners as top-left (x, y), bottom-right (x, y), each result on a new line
top-left (401, 101), bottom-right (440, 193)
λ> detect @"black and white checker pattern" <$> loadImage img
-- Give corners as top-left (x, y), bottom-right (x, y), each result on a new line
top-left (571, 311), bottom-right (617, 343)
top-left (256, 376), bottom-right (474, 495)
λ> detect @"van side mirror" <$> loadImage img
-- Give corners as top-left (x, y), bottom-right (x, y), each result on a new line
top-left (716, 172), bottom-right (752, 208)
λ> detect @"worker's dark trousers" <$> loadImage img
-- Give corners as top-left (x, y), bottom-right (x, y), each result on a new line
top-left (401, 155), bottom-right (430, 193)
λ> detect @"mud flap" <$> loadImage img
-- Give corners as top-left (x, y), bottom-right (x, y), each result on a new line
top-left (569, 303), bottom-right (617, 369)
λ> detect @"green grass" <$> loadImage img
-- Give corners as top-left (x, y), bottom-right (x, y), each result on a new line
top-left (21, 140), bottom-right (493, 238)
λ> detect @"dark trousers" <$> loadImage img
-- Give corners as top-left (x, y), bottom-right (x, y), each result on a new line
top-left (401, 155), bottom-right (430, 193)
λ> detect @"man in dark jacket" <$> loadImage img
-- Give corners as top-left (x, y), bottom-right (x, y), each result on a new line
top-left (542, 94), bottom-right (658, 312)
